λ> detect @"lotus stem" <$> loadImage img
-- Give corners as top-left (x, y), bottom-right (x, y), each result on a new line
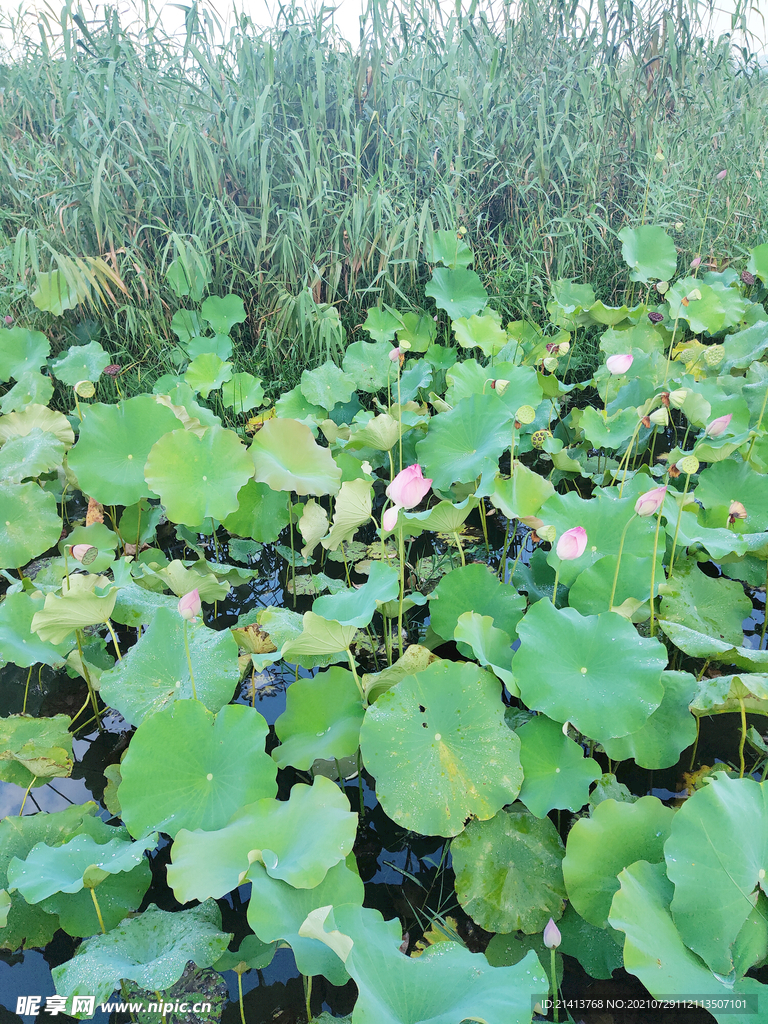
top-left (397, 525), bottom-right (406, 658)
top-left (453, 531), bottom-right (465, 568)
top-left (479, 499), bottom-right (490, 557)
top-left (89, 886), bottom-right (107, 933)
top-left (552, 565), bottom-right (560, 607)
top-left (303, 974), bottom-right (312, 1023)
top-left (668, 474), bottom-right (692, 577)
top-left (357, 747), bottom-right (364, 818)
top-left (183, 619), bottom-right (198, 701)
top-left (499, 517), bottom-right (512, 581)
top-left (346, 649), bottom-right (364, 702)
top-left (396, 360), bottom-right (403, 474)
top-left (105, 618), bottom-right (122, 660)
top-left (608, 513), bottom-right (636, 610)
top-left (746, 385), bottom-right (768, 463)
top-left (237, 970), bottom-right (246, 1024)
top-left (211, 517), bottom-right (220, 563)
top-left (288, 494), bottom-right (296, 607)
top-left (388, 447), bottom-right (395, 487)
top-left (618, 422), bottom-right (642, 497)
top-left (550, 946), bottom-right (559, 1023)
top-left (22, 665), bottom-right (32, 715)
top-left (648, 508), bottom-right (664, 637)
top-left (662, 313), bottom-right (682, 386)
top-left (761, 560), bottom-right (768, 650)
top-left (76, 629), bottom-right (103, 732)
top-left (739, 697), bottom-right (747, 779)
top-left (510, 424), bottom-right (516, 475)
top-left (18, 778), bottom-right (34, 816)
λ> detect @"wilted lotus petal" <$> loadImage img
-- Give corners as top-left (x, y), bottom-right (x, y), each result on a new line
top-left (716, 169), bottom-right (727, 180)
top-left (728, 500), bottom-right (747, 523)
top-left (555, 526), bottom-right (587, 561)
top-left (382, 505), bottom-right (401, 533)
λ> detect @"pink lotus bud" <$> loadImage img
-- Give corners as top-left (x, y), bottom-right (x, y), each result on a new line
top-left (705, 413), bottom-right (732, 437)
top-left (389, 347), bottom-right (401, 362)
top-left (178, 588), bottom-right (201, 621)
top-left (382, 505), bottom-right (401, 533)
top-left (606, 354), bottom-right (633, 375)
top-left (386, 464), bottom-right (432, 510)
top-left (555, 526), bottom-right (587, 561)
top-left (634, 486), bottom-right (667, 517)
top-left (716, 169), bottom-right (727, 181)
top-left (543, 917), bottom-right (561, 949)
top-left (3, 315), bottom-right (13, 326)
top-left (690, 256), bottom-right (702, 269)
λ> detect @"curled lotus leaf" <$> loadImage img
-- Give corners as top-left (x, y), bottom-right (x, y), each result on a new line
top-left (250, 418), bottom-right (342, 496)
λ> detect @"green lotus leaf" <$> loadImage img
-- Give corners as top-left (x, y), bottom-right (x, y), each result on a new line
top-left (514, 601), bottom-right (666, 743)
top-left (360, 660), bottom-right (523, 837)
top-left (145, 425), bottom-right (253, 526)
top-left (417, 393), bottom-right (512, 491)
top-left (31, 270), bottom-right (87, 315)
top-left (696, 459), bottom-right (768, 533)
top-left (51, 341), bottom-right (111, 385)
top-left (425, 230), bottom-right (474, 269)
top-left (425, 267), bottom-right (487, 319)
top-left (184, 333), bottom-right (234, 361)
top-left (281, 611), bottom-right (357, 661)
top-left (666, 277), bottom-right (726, 334)
top-left (138, 559), bottom-right (229, 602)
top-left (0, 482), bottom-right (62, 570)
top-left (580, 406), bottom-right (639, 450)
top-left (170, 309), bottom-right (204, 343)
top-left (168, 776), bottom-right (356, 902)
top-left (250, 418), bottom-right (341, 496)
top-left (157, 381), bottom-right (221, 428)
top-left (397, 496), bottom-right (478, 538)
top-left (362, 644), bottom-right (437, 703)
top-left (0, 404), bottom-right (74, 446)
top-left (321, 478), bottom-right (372, 550)
top-left (452, 314), bottom-right (507, 357)
top-left (516, 715), bottom-right (602, 818)
top-left (273, 667), bottom-right (365, 770)
top-left (445, 361), bottom-right (541, 411)
top-left (0, 371), bottom-right (54, 414)
top-left (602, 670), bottom-right (698, 769)
top-left (313, 561), bottom-right (398, 629)
top-left (198, 293), bottom-right (245, 334)
top-left (68, 397), bottom-right (181, 507)
top-left (44, 857), bottom-right (152, 939)
top-left (396, 311), bottom-right (436, 352)
top-left (660, 496), bottom-right (765, 561)
top-left (0, 328), bottom-right (50, 382)
top-left (222, 479), bottom-right (291, 542)
top-left (220, 371), bottom-right (264, 411)
top-left (30, 574), bottom-right (117, 645)
top-left (484, 931), bottom-right (563, 986)
top-left (453, 612), bottom-right (516, 693)
top-left (549, 280), bottom-right (597, 317)
top-left (183, 353), bottom-right (233, 398)
top-left (300, 361), bottom-right (357, 412)
top-left (8, 831), bottom-right (156, 903)
top-left (557, 903), bottom-right (623, 979)
top-left (451, 804), bottom-right (566, 933)
top-left (660, 556), bottom-right (751, 646)
top-left (303, 902), bottom-right (548, 1024)
top-left (166, 257), bottom-right (210, 301)
top-left (256, 607), bottom-right (345, 670)
top-left (587, 301), bottom-right (641, 326)
top-left (52, 900), bottom-right (231, 1010)
top-left (345, 413), bottom-right (403, 453)
top-left (246, 857), bottom-right (363, 986)
top-left (665, 773), bottom-right (768, 975)
top-left (722, 321), bottom-right (768, 372)
top-left (213, 933), bottom-right (277, 973)
top-left (0, 591), bottom-right (69, 668)
top-left (295, 497), bottom-right (327, 559)
top-left (658, 619), bottom-right (768, 671)
top-left (690, 672), bottom-right (768, 716)
top-left (59, 522), bottom-right (117, 573)
top-left (0, 714), bottom-right (73, 789)
top-left (562, 795), bottom-right (674, 927)
top-left (118, 701), bottom-right (276, 838)
top-left (429, 563), bottom-right (526, 643)
top-left (618, 225), bottom-right (677, 283)
top-left (363, 307), bottom-right (402, 342)
top-left (706, 278), bottom-right (749, 330)
top-left (341, 340), bottom-right (393, 393)
top-left (609, 860), bottom-right (766, 1024)
top-left (489, 464), bottom-right (555, 521)
top-left (567, 553), bottom-right (663, 619)
top-left (98, 606), bottom-right (239, 726)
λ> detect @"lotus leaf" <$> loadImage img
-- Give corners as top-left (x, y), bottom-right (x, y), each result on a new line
top-left (0, 404), bottom-right (74, 446)
top-left (0, 713), bottom-right (73, 789)
top-left (360, 660), bottom-right (523, 836)
top-left (562, 795), bottom-right (674, 927)
top-left (514, 600), bottom-right (666, 743)
top-left (429, 562), bottom-right (526, 642)
top-left (667, 278), bottom-right (726, 335)
top-left (52, 900), bottom-right (231, 1010)
top-left (602, 671), bottom-right (698, 769)
top-left (567, 552), bottom-right (663, 619)
top-left (158, 381), bottom-right (221, 428)
top-left (111, 584), bottom-right (180, 628)
top-left (0, 371), bottom-right (54, 414)
top-left (321, 478), bottom-right (372, 550)
top-left (31, 271), bottom-right (87, 315)
top-left (0, 482), bottom-right (62, 569)
top-left (658, 620), bottom-right (768, 671)
top-left (416, 392), bottom-right (511, 490)
top-left (452, 314), bottom-right (507, 357)
top-left (168, 776), bottom-right (356, 901)
top-left (396, 311), bottom-right (436, 352)
top-left (363, 307), bottom-right (402, 342)
top-left (42, 860), bottom-right (152, 939)
top-left (250, 418), bottom-right (341, 496)
top-left (220, 371), bottom-right (264, 411)
top-left (0, 328), bottom-right (50, 382)
top-left (425, 267), bottom-right (488, 319)
top-left (660, 557), bottom-right (751, 646)
top-left (341, 340), bottom-right (393, 393)
top-left (0, 591), bottom-right (69, 668)
top-left (223, 479), bottom-right (291, 542)
top-left (609, 861), bottom-right (765, 1024)
top-left (722, 321), bottom-right (768, 372)
top-left (696, 459), bottom-right (768, 532)
top-left (281, 611), bottom-right (357, 661)
top-left (580, 406), bottom-right (639, 449)
top-left (453, 612), bottom-right (516, 692)
top-left (397, 496), bottom-right (478, 538)
top-left (273, 667), bottom-right (365, 769)
top-left (425, 230), bottom-right (474, 269)
top-left (30, 574), bottom-right (117, 645)
top-left (489, 464), bottom-right (555, 520)
top-left (516, 715), bottom-right (602, 818)
top-left (557, 903), bottom-right (623, 979)
top-left (183, 353), bottom-right (233, 398)
top-left (346, 413), bottom-right (401, 451)
top-left (60, 522), bottom-right (117, 573)
top-left (201, 294), bottom-right (246, 334)
top-left (118, 701), bottom-right (276, 838)
top-left (362, 644), bottom-right (438, 702)
top-left (451, 804), bottom-right (566, 933)
top-left (313, 561), bottom-right (398, 628)
top-left (618, 225), bottom-right (677, 283)
top-left (660, 496), bottom-right (765, 561)
top-left (300, 361), bottom-right (357, 411)
top-left (145, 425), bottom-right (253, 526)
top-left (51, 341), bottom-right (111, 385)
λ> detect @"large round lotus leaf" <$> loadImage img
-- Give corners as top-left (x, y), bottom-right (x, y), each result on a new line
top-left (300, 362), bottom-right (357, 412)
top-left (183, 353), bottom-right (233, 398)
top-left (665, 773), bottom-right (768, 976)
top-left (397, 496), bottom-right (478, 539)
top-left (660, 556), bottom-right (752, 646)
top-left (0, 404), bottom-right (74, 447)
top-left (416, 392), bottom-right (511, 490)
top-left (68, 397), bottom-right (180, 507)
top-left (0, 371), bottom-right (54, 414)
top-left (168, 776), bottom-right (357, 902)
top-left (451, 805), bottom-right (566, 934)
top-left (201, 293), bottom-right (246, 334)
top-left (313, 561), bottom-right (398, 628)
top-left (50, 341), bottom-right (111, 385)
top-left (362, 307), bottom-right (401, 342)
top-left (562, 795), bottom-right (674, 927)
top-left (0, 483), bottom-right (61, 569)
top-left (342, 340), bottom-right (393, 393)
top-left (52, 900), bottom-right (231, 1008)
top-left (222, 479), bottom-right (290, 543)
top-left (667, 278), bottom-right (726, 334)
top-left (513, 600), bottom-right (666, 744)
top-left (0, 591), bottom-right (68, 668)
top-left (220, 371), bottom-right (264, 411)
top-left (425, 267), bottom-right (488, 319)
top-left (42, 860), bottom-right (152, 939)
top-left (118, 701), bottom-right (276, 838)
top-left (247, 857), bottom-right (363, 986)
top-left (8, 832), bottom-right (156, 902)
top-left (609, 861), bottom-right (765, 1023)
top-left (144, 425), bottom-right (253, 526)
top-left (568, 552), bottom-right (662, 618)
top-left (0, 713), bottom-right (73, 789)
top-left (30, 573), bottom-right (117, 645)
top-left (697, 459), bottom-right (768, 532)
top-left (425, 230), bottom-right (474, 269)
top-left (0, 428), bottom-right (64, 484)
top-left (98, 605), bottom-right (239, 726)
top-left (250, 418), bottom-right (341, 496)
top-left (0, 328), bottom-right (50, 382)
top-left (516, 715), bottom-right (602, 818)
top-left (360, 660), bottom-right (523, 837)
top-left (213, 933), bottom-right (278, 973)
top-left (618, 225), bottom-right (677, 283)
top-left (305, 903), bottom-right (548, 1024)
top-left (429, 562), bottom-right (526, 643)
top-left (602, 671), bottom-right (698, 770)
top-left (273, 667), bottom-right (365, 770)
top-left (185, 333), bottom-right (233, 361)
top-left (557, 903), bottom-right (623, 979)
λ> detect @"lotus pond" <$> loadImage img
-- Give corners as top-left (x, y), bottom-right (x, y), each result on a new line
top-left (2, 227), bottom-right (768, 1024)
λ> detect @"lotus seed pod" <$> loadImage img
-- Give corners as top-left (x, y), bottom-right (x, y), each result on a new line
top-left (531, 429), bottom-right (551, 449)
top-left (649, 407), bottom-right (669, 427)
top-left (648, 311), bottom-right (664, 324)
top-left (704, 345), bottom-right (724, 366)
top-left (741, 270), bottom-right (755, 286)
top-left (74, 379), bottom-right (96, 398)
top-left (537, 524), bottom-right (556, 544)
top-left (558, 341), bottom-right (570, 355)
top-left (668, 389), bottom-right (689, 409)
top-left (654, 149), bottom-right (665, 163)
top-left (493, 379), bottom-right (510, 395)
top-left (543, 356), bottom-right (558, 372)
top-left (399, 339), bottom-right (411, 351)
top-left (687, 288), bottom-right (702, 302)
top-left (656, 281), bottom-right (669, 294)
top-left (516, 405), bottom-right (536, 425)
top-left (677, 455), bottom-right (699, 475)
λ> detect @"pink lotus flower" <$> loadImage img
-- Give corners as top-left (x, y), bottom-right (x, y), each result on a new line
top-left (556, 526), bottom-right (587, 561)
top-left (70, 544), bottom-right (93, 561)
top-left (383, 464), bottom-right (432, 534)
top-left (178, 588), bottom-right (201, 622)
top-left (635, 486), bottom-right (667, 517)
top-left (606, 353), bottom-right (633, 375)
top-left (705, 413), bottom-right (732, 437)
top-left (543, 917), bottom-right (561, 949)
top-left (389, 347), bottom-right (401, 362)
